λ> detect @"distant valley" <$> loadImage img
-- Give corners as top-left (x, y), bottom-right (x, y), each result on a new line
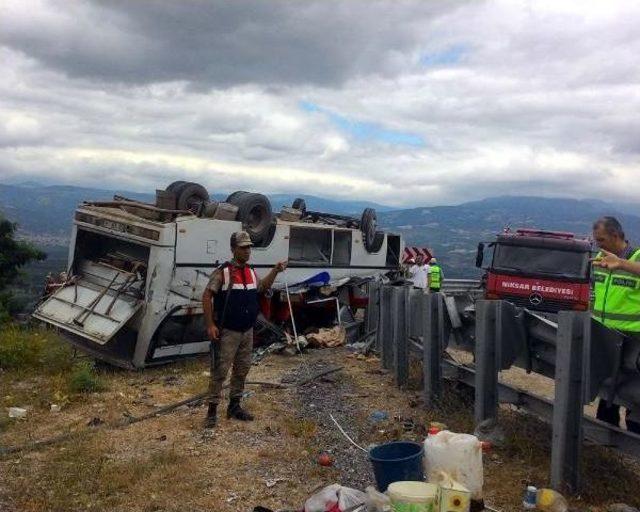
top-left (1, 183), bottom-right (638, 299)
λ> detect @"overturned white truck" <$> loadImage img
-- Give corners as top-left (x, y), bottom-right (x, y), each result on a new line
top-left (34, 182), bottom-right (403, 368)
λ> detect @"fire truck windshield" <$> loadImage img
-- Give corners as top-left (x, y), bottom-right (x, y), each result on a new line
top-left (492, 244), bottom-right (589, 279)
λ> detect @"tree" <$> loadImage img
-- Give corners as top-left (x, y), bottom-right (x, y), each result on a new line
top-left (0, 215), bottom-right (46, 322)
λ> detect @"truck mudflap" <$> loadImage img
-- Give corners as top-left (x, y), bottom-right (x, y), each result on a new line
top-left (33, 276), bottom-right (143, 346)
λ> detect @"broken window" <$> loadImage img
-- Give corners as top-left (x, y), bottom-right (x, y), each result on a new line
top-left (288, 227), bottom-right (332, 265)
top-left (386, 234), bottom-right (401, 266)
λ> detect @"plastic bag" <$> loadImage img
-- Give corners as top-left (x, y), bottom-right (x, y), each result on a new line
top-left (364, 485), bottom-right (391, 512)
top-left (424, 431), bottom-right (484, 500)
top-left (304, 484), bottom-right (367, 512)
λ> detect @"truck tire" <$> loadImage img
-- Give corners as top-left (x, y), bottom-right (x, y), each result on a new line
top-left (166, 181), bottom-right (187, 194)
top-left (369, 231), bottom-right (385, 253)
top-left (176, 183), bottom-right (210, 212)
top-left (255, 219), bottom-right (277, 247)
top-left (226, 191), bottom-right (249, 203)
top-left (227, 192), bottom-right (273, 242)
top-left (292, 198), bottom-right (307, 215)
top-left (361, 208), bottom-right (378, 252)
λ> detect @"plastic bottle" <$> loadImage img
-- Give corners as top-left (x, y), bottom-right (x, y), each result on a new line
top-left (536, 488), bottom-right (568, 512)
top-left (522, 485), bottom-right (537, 510)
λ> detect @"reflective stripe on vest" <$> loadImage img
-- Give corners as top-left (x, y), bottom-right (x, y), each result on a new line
top-left (221, 265), bottom-right (258, 291)
top-left (592, 248), bottom-right (640, 332)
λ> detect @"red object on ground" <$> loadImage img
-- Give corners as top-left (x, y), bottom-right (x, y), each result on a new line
top-left (428, 427), bottom-right (441, 436)
top-left (480, 441), bottom-right (492, 453)
top-left (318, 452), bottom-right (333, 467)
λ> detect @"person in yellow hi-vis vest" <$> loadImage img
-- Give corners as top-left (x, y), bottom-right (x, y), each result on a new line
top-left (428, 257), bottom-right (442, 292)
top-left (591, 216), bottom-right (640, 433)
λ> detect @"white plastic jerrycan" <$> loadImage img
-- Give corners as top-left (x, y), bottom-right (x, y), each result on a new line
top-left (424, 431), bottom-right (484, 501)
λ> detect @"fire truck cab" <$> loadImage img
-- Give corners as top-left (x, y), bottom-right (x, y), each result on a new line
top-left (476, 228), bottom-right (592, 313)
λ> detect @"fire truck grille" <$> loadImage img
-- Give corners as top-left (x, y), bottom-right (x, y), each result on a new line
top-left (501, 294), bottom-right (575, 313)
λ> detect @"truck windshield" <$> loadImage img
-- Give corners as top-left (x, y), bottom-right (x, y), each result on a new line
top-left (492, 244), bottom-right (589, 279)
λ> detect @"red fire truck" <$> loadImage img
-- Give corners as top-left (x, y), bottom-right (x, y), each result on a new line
top-left (475, 228), bottom-right (592, 313)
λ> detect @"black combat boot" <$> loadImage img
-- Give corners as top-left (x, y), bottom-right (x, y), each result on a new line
top-left (226, 399), bottom-right (254, 421)
top-left (204, 403), bottom-right (217, 428)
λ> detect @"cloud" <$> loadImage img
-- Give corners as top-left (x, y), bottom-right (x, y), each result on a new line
top-left (1, 0), bottom-right (639, 208)
top-left (0, 0), bottom-right (456, 88)
top-left (300, 101), bottom-right (426, 147)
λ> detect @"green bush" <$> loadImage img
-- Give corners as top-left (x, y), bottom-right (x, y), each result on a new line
top-left (0, 324), bottom-right (74, 373)
top-left (68, 362), bottom-right (106, 393)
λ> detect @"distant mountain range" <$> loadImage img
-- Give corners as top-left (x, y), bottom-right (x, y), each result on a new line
top-left (378, 196), bottom-right (640, 277)
top-left (1, 182), bottom-right (638, 280)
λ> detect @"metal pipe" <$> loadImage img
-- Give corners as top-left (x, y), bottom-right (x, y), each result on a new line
top-left (83, 200), bottom-right (190, 214)
top-left (73, 272), bottom-right (120, 326)
top-left (284, 281), bottom-right (300, 352)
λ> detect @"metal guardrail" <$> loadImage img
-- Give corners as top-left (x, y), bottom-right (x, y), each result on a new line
top-left (440, 278), bottom-right (483, 294)
top-left (363, 281), bottom-right (640, 495)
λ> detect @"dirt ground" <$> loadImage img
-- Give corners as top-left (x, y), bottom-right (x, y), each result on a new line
top-left (2, 347), bottom-right (640, 512)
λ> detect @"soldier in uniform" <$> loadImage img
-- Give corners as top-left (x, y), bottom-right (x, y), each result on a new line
top-left (201, 231), bottom-right (287, 428)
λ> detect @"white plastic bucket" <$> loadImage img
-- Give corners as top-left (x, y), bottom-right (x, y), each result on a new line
top-left (387, 481), bottom-right (438, 512)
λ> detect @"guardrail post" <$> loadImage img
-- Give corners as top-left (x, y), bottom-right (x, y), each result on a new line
top-left (366, 280), bottom-right (381, 351)
top-left (381, 286), bottom-right (395, 370)
top-left (475, 300), bottom-right (499, 424)
top-left (551, 311), bottom-right (590, 494)
top-left (375, 283), bottom-right (385, 354)
top-left (424, 292), bottom-right (444, 406)
top-left (395, 285), bottom-right (411, 388)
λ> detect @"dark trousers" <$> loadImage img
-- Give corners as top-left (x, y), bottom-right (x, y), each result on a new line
top-left (597, 399), bottom-right (640, 434)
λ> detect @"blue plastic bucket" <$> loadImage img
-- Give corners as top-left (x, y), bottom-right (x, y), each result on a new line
top-left (368, 441), bottom-right (425, 492)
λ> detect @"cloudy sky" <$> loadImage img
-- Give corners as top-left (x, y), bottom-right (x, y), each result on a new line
top-left (1, 0), bottom-right (639, 207)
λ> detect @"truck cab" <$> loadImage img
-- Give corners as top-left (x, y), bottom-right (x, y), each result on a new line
top-left (476, 228), bottom-right (592, 313)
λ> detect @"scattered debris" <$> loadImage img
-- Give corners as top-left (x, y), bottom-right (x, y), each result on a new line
top-left (50, 404), bottom-right (61, 413)
top-left (87, 417), bottom-right (104, 427)
top-left (473, 418), bottom-right (506, 447)
top-left (8, 407), bottom-right (27, 419)
top-left (253, 342), bottom-right (287, 364)
top-left (265, 478), bottom-right (285, 488)
top-left (304, 484), bottom-right (366, 512)
top-left (306, 326), bottom-right (347, 348)
top-left (608, 505), bottom-right (640, 512)
top-left (536, 487), bottom-right (568, 511)
top-left (318, 452), bottom-right (333, 467)
top-left (402, 418), bottom-right (415, 433)
top-left (368, 410), bottom-right (389, 423)
top-left (295, 366), bottom-right (344, 387)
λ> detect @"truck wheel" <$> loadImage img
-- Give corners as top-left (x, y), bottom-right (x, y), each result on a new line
top-left (292, 198), bottom-right (307, 215)
top-left (361, 208), bottom-right (378, 252)
top-left (176, 183), bottom-right (210, 212)
top-left (226, 191), bottom-right (249, 203)
top-left (255, 219), bottom-right (277, 247)
top-left (369, 231), bottom-right (385, 253)
top-left (227, 192), bottom-right (273, 242)
top-left (166, 181), bottom-right (187, 194)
